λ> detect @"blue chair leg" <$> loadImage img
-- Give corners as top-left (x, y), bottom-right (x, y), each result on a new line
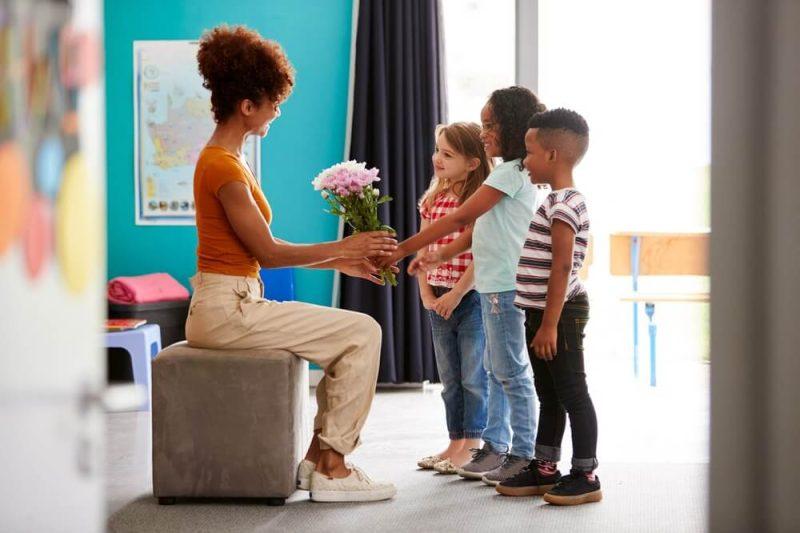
top-left (633, 302), bottom-right (639, 377)
top-left (107, 337), bottom-right (151, 411)
top-left (631, 235), bottom-right (641, 378)
top-left (129, 337), bottom-right (152, 410)
top-left (645, 303), bottom-right (657, 386)
top-left (105, 324), bottom-right (161, 410)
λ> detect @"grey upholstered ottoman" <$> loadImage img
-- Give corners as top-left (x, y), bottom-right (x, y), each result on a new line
top-left (152, 342), bottom-right (309, 505)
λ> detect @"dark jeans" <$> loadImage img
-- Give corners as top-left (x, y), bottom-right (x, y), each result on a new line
top-left (523, 293), bottom-right (598, 471)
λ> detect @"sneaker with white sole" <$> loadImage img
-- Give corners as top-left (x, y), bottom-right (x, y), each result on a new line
top-left (310, 465), bottom-right (397, 503)
top-left (456, 444), bottom-right (507, 480)
top-left (296, 459), bottom-right (316, 491)
top-left (299, 459), bottom-right (356, 491)
top-left (481, 454), bottom-right (530, 486)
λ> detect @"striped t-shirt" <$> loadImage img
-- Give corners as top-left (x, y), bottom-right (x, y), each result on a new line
top-left (515, 188), bottom-right (590, 309)
top-left (419, 192), bottom-right (473, 289)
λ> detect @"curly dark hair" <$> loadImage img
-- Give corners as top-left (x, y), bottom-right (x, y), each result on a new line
top-left (197, 25), bottom-right (295, 123)
top-left (487, 86), bottom-right (546, 165)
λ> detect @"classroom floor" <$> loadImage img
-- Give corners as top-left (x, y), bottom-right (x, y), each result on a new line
top-left (105, 353), bottom-right (709, 532)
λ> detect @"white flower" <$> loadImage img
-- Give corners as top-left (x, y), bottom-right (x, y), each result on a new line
top-left (372, 188), bottom-right (380, 197)
top-left (340, 160), bottom-right (367, 173)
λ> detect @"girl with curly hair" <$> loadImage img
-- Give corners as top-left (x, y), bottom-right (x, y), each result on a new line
top-left (385, 86), bottom-right (546, 487)
top-left (185, 25), bottom-right (397, 502)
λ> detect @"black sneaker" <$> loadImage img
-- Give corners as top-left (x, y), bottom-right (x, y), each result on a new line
top-left (495, 460), bottom-right (562, 497)
top-left (543, 469), bottom-right (602, 505)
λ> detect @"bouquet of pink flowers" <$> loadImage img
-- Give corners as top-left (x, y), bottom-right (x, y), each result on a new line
top-left (313, 161), bottom-right (397, 286)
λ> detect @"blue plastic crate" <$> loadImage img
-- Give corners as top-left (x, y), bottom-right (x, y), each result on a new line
top-left (259, 267), bottom-right (295, 302)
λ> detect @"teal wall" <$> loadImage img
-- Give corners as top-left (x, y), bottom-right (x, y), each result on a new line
top-left (105, 0), bottom-right (352, 305)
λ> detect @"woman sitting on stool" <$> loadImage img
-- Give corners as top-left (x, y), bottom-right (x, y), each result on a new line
top-left (186, 24), bottom-right (397, 503)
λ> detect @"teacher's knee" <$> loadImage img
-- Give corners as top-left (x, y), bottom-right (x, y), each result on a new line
top-left (352, 313), bottom-right (382, 351)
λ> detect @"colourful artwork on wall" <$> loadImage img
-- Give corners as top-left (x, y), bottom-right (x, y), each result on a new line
top-left (0, 142), bottom-right (30, 255)
top-left (0, 0), bottom-right (100, 291)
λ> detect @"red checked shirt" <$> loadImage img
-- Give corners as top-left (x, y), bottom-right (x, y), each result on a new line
top-left (419, 192), bottom-right (473, 289)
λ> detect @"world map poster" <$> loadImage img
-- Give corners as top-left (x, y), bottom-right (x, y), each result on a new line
top-left (133, 40), bottom-right (260, 225)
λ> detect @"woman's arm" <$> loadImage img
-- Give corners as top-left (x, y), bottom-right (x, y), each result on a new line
top-left (218, 181), bottom-right (396, 268)
top-left (272, 238), bottom-right (336, 268)
top-left (272, 239), bottom-right (399, 285)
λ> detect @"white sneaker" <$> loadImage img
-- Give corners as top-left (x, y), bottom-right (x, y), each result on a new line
top-left (310, 465), bottom-right (397, 502)
top-left (296, 459), bottom-right (316, 491)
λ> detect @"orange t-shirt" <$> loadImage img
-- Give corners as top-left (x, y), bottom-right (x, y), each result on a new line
top-left (194, 146), bottom-right (272, 278)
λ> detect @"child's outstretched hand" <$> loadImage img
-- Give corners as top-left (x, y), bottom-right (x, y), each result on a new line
top-left (377, 247), bottom-right (405, 269)
top-left (531, 325), bottom-right (558, 360)
top-left (408, 250), bottom-right (444, 275)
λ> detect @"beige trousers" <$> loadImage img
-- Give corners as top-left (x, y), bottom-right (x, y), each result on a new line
top-left (185, 271), bottom-right (381, 455)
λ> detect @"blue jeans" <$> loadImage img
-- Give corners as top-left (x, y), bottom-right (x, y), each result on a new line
top-left (479, 291), bottom-right (536, 459)
top-left (428, 290), bottom-right (488, 440)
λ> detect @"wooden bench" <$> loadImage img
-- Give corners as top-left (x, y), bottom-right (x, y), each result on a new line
top-left (610, 231), bottom-right (709, 386)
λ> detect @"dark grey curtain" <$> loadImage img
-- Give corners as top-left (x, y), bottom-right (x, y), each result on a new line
top-left (341, 0), bottom-right (447, 383)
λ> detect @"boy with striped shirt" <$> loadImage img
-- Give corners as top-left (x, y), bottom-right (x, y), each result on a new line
top-left (496, 109), bottom-right (601, 505)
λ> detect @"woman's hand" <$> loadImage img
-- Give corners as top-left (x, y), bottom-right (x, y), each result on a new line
top-left (338, 258), bottom-right (399, 285)
top-left (341, 231), bottom-right (398, 259)
top-left (531, 324), bottom-right (558, 360)
top-left (408, 250), bottom-right (444, 275)
top-left (432, 289), bottom-right (463, 320)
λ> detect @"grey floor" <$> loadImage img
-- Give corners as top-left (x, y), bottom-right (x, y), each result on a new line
top-left (106, 364), bottom-right (709, 533)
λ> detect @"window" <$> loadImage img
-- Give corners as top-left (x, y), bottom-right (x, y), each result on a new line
top-left (538, 0), bottom-right (711, 231)
top-left (441, 0), bottom-right (516, 123)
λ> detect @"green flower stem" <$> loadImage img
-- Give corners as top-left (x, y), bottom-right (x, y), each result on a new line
top-left (322, 185), bottom-right (397, 286)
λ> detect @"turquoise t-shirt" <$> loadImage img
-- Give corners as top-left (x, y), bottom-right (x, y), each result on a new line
top-left (472, 159), bottom-right (537, 293)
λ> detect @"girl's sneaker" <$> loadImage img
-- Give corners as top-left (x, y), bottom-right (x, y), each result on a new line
top-left (495, 460), bottom-right (561, 496)
top-left (481, 454), bottom-right (529, 486)
top-left (432, 458), bottom-right (458, 475)
top-left (456, 444), bottom-right (506, 479)
top-left (417, 455), bottom-right (443, 470)
top-left (543, 469), bottom-right (602, 505)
